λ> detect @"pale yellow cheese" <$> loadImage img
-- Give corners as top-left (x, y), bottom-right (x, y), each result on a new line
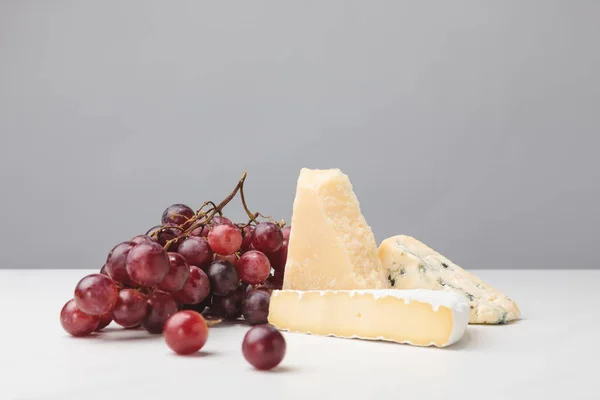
top-left (283, 168), bottom-right (386, 290)
top-left (268, 289), bottom-right (470, 347)
top-left (378, 235), bottom-right (521, 324)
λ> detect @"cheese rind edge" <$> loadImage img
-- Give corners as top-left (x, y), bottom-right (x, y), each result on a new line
top-left (268, 289), bottom-right (470, 347)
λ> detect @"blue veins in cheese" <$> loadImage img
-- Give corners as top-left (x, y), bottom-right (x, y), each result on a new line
top-left (378, 235), bottom-right (521, 324)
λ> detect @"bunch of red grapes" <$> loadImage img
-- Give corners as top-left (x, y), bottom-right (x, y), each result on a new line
top-left (60, 176), bottom-right (288, 370)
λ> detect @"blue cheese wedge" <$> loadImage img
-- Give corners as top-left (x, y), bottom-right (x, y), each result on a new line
top-left (378, 235), bottom-right (521, 324)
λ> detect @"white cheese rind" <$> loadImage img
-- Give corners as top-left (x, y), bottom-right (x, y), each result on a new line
top-left (269, 289), bottom-right (470, 347)
top-left (378, 235), bottom-right (521, 324)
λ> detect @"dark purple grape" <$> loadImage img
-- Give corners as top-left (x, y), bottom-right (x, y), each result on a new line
top-left (161, 204), bottom-right (195, 226)
top-left (251, 222), bottom-right (283, 253)
top-left (177, 237), bottom-right (214, 269)
top-left (112, 289), bottom-right (148, 328)
top-left (74, 274), bottom-right (119, 316)
top-left (249, 281), bottom-right (274, 294)
top-left (241, 226), bottom-right (255, 252)
top-left (162, 225), bottom-right (186, 252)
top-left (268, 270), bottom-right (284, 290)
top-left (142, 291), bottom-right (179, 334)
top-left (210, 286), bottom-right (245, 320)
top-left (125, 242), bottom-right (170, 286)
top-left (146, 225), bottom-right (183, 247)
top-left (206, 260), bottom-right (240, 296)
top-left (105, 242), bottom-right (135, 286)
top-left (182, 296), bottom-right (211, 314)
top-left (266, 239), bottom-right (288, 272)
top-left (237, 250), bottom-right (271, 284)
top-left (190, 224), bottom-right (210, 238)
top-left (214, 253), bottom-right (239, 266)
top-left (173, 266), bottom-right (211, 305)
top-left (158, 253), bottom-right (190, 292)
top-left (242, 325), bottom-right (286, 370)
top-left (60, 299), bottom-right (100, 337)
top-left (242, 289), bottom-right (271, 325)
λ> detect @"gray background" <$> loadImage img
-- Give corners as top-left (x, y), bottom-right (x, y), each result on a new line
top-left (1, 1), bottom-right (598, 270)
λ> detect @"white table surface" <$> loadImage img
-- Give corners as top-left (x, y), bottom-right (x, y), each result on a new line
top-left (1, 269), bottom-right (598, 400)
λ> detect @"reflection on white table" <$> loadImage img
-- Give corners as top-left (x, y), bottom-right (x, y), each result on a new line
top-left (0, 269), bottom-right (598, 400)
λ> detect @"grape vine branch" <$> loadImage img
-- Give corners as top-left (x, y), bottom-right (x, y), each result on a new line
top-left (149, 172), bottom-right (286, 251)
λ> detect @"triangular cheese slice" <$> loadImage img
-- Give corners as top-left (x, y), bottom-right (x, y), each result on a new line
top-left (378, 235), bottom-right (521, 324)
top-left (283, 168), bottom-right (387, 290)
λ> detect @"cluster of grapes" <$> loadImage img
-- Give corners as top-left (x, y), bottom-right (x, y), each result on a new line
top-left (59, 174), bottom-right (287, 370)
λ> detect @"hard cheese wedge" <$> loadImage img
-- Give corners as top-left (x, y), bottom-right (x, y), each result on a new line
top-left (378, 235), bottom-right (521, 324)
top-left (269, 289), bottom-right (470, 347)
top-left (283, 168), bottom-right (386, 290)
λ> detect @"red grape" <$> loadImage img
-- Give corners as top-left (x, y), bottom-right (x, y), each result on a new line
top-left (112, 289), bottom-right (148, 328)
top-left (242, 290), bottom-right (271, 325)
top-left (251, 222), bottom-right (283, 253)
top-left (210, 215), bottom-right (233, 226)
top-left (142, 291), bottom-right (179, 334)
top-left (281, 226), bottom-right (291, 240)
top-left (105, 242), bottom-right (135, 286)
top-left (158, 253), bottom-right (190, 292)
top-left (96, 311), bottom-right (113, 331)
top-left (241, 225), bottom-right (255, 252)
top-left (161, 204), bottom-right (195, 226)
top-left (208, 224), bottom-right (243, 255)
top-left (163, 310), bottom-right (209, 355)
top-left (100, 264), bottom-right (108, 276)
top-left (74, 274), bottom-right (119, 316)
top-left (60, 299), bottom-right (100, 337)
top-left (266, 239), bottom-right (288, 272)
top-left (131, 235), bottom-right (155, 245)
top-left (206, 260), bottom-right (240, 296)
top-left (210, 286), bottom-right (245, 320)
top-left (242, 325), bottom-right (286, 370)
top-left (190, 224), bottom-right (210, 238)
top-left (147, 225), bottom-right (183, 246)
top-left (214, 253), bottom-right (239, 265)
top-left (177, 237), bottom-right (214, 269)
top-left (126, 242), bottom-right (170, 286)
top-left (173, 266), bottom-right (210, 305)
top-left (268, 270), bottom-right (284, 290)
top-left (237, 250), bottom-right (271, 284)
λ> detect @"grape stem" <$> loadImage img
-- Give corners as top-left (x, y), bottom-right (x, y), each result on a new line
top-left (153, 225), bottom-right (184, 237)
top-left (206, 318), bottom-right (223, 327)
top-left (239, 182), bottom-right (284, 227)
top-left (196, 201), bottom-right (220, 215)
top-left (239, 184), bottom-right (261, 224)
top-left (159, 171), bottom-right (286, 250)
top-left (162, 172), bottom-right (249, 249)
